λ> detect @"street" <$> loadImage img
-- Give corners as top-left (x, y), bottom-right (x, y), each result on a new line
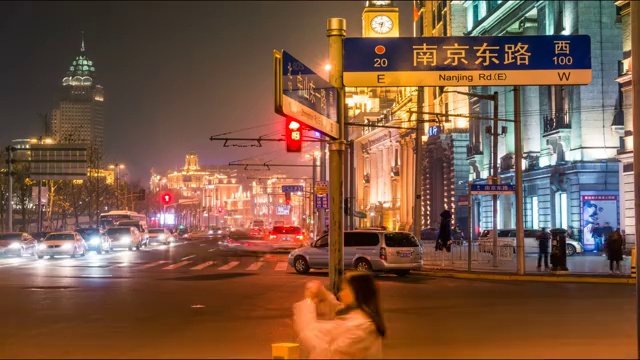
top-left (0, 238), bottom-right (635, 359)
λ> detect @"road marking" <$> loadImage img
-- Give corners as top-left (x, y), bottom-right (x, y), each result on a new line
top-left (246, 262), bottom-right (264, 271)
top-left (108, 263), bottom-right (130, 269)
top-left (275, 262), bottom-right (288, 271)
top-left (218, 261), bottom-right (239, 270)
top-left (136, 261), bottom-right (169, 269)
top-left (181, 255), bottom-right (196, 260)
top-left (163, 261), bottom-right (192, 270)
top-left (208, 248), bottom-right (217, 252)
top-left (191, 261), bottom-right (215, 270)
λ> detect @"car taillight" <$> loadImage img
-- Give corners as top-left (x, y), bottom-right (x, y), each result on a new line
top-left (296, 235), bottom-right (303, 240)
top-left (269, 235), bottom-right (276, 239)
top-left (380, 247), bottom-right (387, 261)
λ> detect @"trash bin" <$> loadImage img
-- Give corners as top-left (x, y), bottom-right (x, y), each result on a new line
top-left (550, 229), bottom-right (569, 272)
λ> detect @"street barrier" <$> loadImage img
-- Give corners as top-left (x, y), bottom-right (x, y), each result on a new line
top-left (272, 343), bottom-right (299, 359)
top-left (421, 240), bottom-right (514, 267)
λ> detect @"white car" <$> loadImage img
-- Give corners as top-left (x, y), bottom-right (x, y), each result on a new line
top-left (479, 228), bottom-right (584, 256)
top-left (148, 228), bottom-right (175, 245)
top-left (37, 232), bottom-right (88, 259)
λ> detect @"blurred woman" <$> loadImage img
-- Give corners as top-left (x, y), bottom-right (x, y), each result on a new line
top-left (293, 272), bottom-right (386, 358)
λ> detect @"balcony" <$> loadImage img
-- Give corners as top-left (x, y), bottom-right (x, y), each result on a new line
top-left (543, 111), bottom-right (571, 137)
top-left (466, 142), bottom-right (483, 160)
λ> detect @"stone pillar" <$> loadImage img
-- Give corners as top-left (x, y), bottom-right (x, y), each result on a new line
top-left (407, 137), bottom-right (415, 226)
top-left (401, 140), bottom-right (408, 223)
top-left (382, 145), bottom-right (390, 203)
top-left (522, 18), bottom-right (541, 157)
top-left (370, 150), bottom-right (378, 204)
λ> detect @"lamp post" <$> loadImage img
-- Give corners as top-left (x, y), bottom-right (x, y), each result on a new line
top-left (444, 90), bottom-right (500, 267)
top-left (109, 163), bottom-right (125, 209)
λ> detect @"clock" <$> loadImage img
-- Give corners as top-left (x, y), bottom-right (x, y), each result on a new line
top-left (370, 15), bottom-right (394, 34)
top-left (370, 0), bottom-right (392, 6)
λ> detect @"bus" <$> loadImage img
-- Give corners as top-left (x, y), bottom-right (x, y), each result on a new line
top-left (99, 211), bottom-right (147, 231)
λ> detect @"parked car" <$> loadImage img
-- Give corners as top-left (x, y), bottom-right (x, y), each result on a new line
top-left (36, 232), bottom-right (87, 259)
top-left (105, 226), bottom-right (143, 251)
top-left (288, 230), bottom-right (423, 276)
top-left (479, 228), bottom-right (584, 256)
top-left (116, 220), bottom-right (149, 247)
top-left (75, 228), bottom-right (111, 254)
top-left (420, 227), bottom-right (439, 241)
top-left (0, 232), bottom-right (37, 257)
top-left (148, 228), bottom-right (174, 245)
top-left (269, 225), bottom-right (305, 251)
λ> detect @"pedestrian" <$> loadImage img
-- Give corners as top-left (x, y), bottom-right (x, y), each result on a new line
top-left (293, 272), bottom-right (385, 359)
top-left (436, 210), bottom-right (452, 252)
top-left (536, 227), bottom-right (550, 271)
top-left (605, 228), bottom-right (624, 274)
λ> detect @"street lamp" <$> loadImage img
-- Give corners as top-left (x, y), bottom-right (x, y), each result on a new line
top-left (443, 90), bottom-right (500, 268)
top-left (109, 163), bottom-right (125, 209)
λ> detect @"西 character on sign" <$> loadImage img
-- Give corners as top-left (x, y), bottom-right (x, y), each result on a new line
top-left (554, 40), bottom-right (571, 55)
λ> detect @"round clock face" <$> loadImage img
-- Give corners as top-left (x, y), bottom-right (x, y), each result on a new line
top-left (371, 15), bottom-right (393, 34)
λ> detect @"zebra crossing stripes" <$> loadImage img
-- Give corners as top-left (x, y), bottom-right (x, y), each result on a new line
top-left (137, 261), bottom-right (169, 269)
top-left (246, 262), bottom-right (264, 271)
top-left (274, 262), bottom-right (288, 271)
top-left (162, 261), bottom-right (192, 270)
top-left (191, 261), bottom-right (215, 270)
top-left (217, 261), bottom-right (240, 271)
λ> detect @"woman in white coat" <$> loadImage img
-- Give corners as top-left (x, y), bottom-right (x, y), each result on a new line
top-left (293, 272), bottom-right (386, 359)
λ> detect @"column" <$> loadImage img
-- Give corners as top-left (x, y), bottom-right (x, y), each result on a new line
top-left (382, 145), bottom-right (390, 204)
top-left (400, 140), bottom-right (408, 223)
top-left (407, 137), bottom-right (415, 227)
top-left (377, 147), bottom-right (384, 203)
top-left (370, 151), bottom-right (378, 204)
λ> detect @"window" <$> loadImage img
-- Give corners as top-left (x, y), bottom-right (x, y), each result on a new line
top-left (345, 232), bottom-right (379, 247)
top-left (556, 192), bottom-right (568, 229)
top-left (532, 196), bottom-right (539, 229)
top-left (384, 233), bottom-right (420, 247)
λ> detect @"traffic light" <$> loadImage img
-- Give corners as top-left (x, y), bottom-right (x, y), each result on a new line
top-left (217, 206), bottom-right (223, 214)
top-left (286, 118), bottom-right (302, 152)
top-left (284, 192), bottom-right (291, 205)
top-left (160, 192), bottom-right (172, 205)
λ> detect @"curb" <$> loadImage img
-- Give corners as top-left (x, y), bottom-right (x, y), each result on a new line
top-left (414, 269), bottom-right (635, 284)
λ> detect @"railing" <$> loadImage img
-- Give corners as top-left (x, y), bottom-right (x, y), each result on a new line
top-left (543, 111), bottom-right (570, 134)
top-left (421, 240), bottom-right (514, 267)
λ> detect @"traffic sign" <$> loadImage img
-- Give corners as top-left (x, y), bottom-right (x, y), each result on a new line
top-left (315, 181), bottom-right (329, 196)
top-left (343, 35), bottom-right (592, 87)
top-left (274, 50), bottom-right (339, 139)
top-left (282, 185), bottom-right (304, 193)
top-left (29, 144), bottom-right (88, 180)
top-left (470, 184), bottom-right (515, 195)
top-left (315, 194), bottom-right (328, 209)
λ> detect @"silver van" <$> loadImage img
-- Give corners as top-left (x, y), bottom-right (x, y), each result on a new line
top-left (287, 230), bottom-right (423, 276)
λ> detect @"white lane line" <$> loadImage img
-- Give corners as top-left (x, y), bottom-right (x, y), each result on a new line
top-left (217, 261), bottom-right (240, 271)
top-left (136, 260), bottom-right (169, 269)
top-left (108, 263), bottom-right (130, 269)
top-left (191, 261), bottom-right (215, 270)
top-left (274, 262), bottom-right (288, 271)
top-left (162, 261), bottom-right (192, 270)
top-left (246, 262), bottom-right (264, 271)
top-left (181, 255), bottom-right (196, 260)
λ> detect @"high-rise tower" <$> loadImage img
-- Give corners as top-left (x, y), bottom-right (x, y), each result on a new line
top-left (51, 32), bottom-right (105, 152)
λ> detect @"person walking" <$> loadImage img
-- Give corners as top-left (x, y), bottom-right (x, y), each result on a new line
top-left (293, 272), bottom-right (385, 359)
top-left (605, 228), bottom-right (624, 274)
top-left (436, 210), bottom-right (452, 252)
top-left (536, 227), bottom-right (550, 271)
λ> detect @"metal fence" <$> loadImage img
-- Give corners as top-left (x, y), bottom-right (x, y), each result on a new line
top-left (421, 240), bottom-right (514, 269)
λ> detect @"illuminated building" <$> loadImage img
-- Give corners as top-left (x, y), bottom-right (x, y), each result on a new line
top-left (251, 175), bottom-right (313, 228)
top-left (51, 33), bottom-right (105, 152)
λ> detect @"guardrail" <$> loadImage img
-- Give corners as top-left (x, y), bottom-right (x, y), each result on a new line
top-left (421, 240), bottom-right (514, 267)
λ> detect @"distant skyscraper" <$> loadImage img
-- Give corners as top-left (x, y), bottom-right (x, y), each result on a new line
top-left (51, 32), bottom-right (104, 152)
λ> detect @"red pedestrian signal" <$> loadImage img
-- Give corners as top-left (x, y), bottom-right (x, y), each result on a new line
top-left (286, 118), bottom-right (302, 152)
top-left (161, 192), bottom-right (172, 205)
top-left (217, 206), bottom-right (223, 214)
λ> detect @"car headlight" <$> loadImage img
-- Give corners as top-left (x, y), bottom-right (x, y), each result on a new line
top-left (8, 242), bottom-right (21, 249)
top-left (122, 236), bottom-right (131, 243)
top-left (208, 230), bottom-right (214, 235)
top-left (168, 236), bottom-right (175, 242)
top-left (90, 237), bottom-right (100, 245)
top-left (38, 244), bottom-right (47, 250)
top-left (61, 243), bottom-right (73, 249)
top-left (158, 234), bottom-right (166, 240)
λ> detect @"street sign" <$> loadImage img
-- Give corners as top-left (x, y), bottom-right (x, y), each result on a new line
top-left (275, 204), bottom-right (291, 216)
top-left (343, 35), bottom-right (592, 87)
top-left (315, 194), bottom-right (328, 209)
top-left (314, 181), bottom-right (329, 196)
top-left (282, 185), bottom-right (304, 193)
top-left (31, 186), bottom-right (48, 204)
top-left (470, 184), bottom-right (515, 195)
top-left (29, 144), bottom-right (88, 181)
top-left (274, 50), bottom-right (339, 139)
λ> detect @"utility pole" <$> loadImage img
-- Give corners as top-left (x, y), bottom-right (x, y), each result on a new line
top-left (514, 86), bottom-right (524, 275)
top-left (413, 88), bottom-right (424, 238)
top-left (491, 91), bottom-right (499, 268)
top-left (349, 139), bottom-right (356, 230)
top-left (5, 146), bottom-right (14, 232)
top-left (312, 154), bottom-right (318, 236)
top-left (327, 17), bottom-right (346, 296)
top-left (320, 139), bottom-right (327, 233)
top-left (629, 1), bottom-right (640, 357)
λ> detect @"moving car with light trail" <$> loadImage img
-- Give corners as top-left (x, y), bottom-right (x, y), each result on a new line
top-left (148, 228), bottom-right (174, 245)
top-left (0, 232), bottom-right (37, 257)
top-left (219, 230), bottom-right (272, 254)
top-left (105, 226), bottom-right (143, 251)
top-left (75, 228), bottom-right (111, 254)
top-left (289, 230), bottom-right (423, 276)
top-left (36, 232), bottom-right (88, 259)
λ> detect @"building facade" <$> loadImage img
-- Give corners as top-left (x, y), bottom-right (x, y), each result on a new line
top-left (51, 36), bottom-right (105, 152)
top-left (614, 0), bottom-right (634, 245)
top-left (461, 0), bottom-right (622, 250)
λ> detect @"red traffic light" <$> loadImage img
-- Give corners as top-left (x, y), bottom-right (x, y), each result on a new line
top-left (217, 206), bottom-right (223, 214)
top-left (286, 118), bottom-right (302, 153)
top-left (161, 192), bottom-right (172, 205)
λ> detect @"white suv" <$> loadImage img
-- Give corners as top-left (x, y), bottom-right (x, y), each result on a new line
top-left (479, 228), bottom-right (584, 256)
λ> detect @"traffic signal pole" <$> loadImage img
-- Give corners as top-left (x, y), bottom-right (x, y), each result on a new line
top-left (327, 18), bottom-right (346, 296)
top-left (630, 1), bottom-right (640, 357)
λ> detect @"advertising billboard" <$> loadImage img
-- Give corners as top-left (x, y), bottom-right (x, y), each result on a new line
top-left (580, 191), bottom-right (619, 252)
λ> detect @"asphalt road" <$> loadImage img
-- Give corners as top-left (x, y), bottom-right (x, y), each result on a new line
top-left (0, 238), bottom-right (636, 359)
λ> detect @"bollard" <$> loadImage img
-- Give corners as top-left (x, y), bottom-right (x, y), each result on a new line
top-left (632, 246), bottom-right (636, 278)
top-left (272, 343), bottom-right (300, 359)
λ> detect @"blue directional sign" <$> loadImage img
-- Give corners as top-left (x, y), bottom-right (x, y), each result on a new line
top-left (470, 184), bottom-right (516, 195)
top-left (343, 35), bottom-right (591, 87)
top-left (282, 185), bottom-right (304, 193)
top-left (274, 50), bottom-right (339, 139)
top-left (315, 194), bottom-right (328, 209)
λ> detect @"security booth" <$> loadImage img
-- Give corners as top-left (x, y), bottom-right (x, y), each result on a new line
top-left (550, 228), bottom-right (569, 272)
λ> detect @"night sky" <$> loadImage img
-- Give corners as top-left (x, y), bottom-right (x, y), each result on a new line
top-left (0, 1), bottom-right (413, 183)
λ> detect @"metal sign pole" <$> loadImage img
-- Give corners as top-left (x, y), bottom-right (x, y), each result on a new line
top-left (413, 88), bottom-right (424, 239)
top-left (468, 181), bottom-right (472, 272)
top-left (327, 18), bottom-right (346, 296)
top-left (630, 2), bottom-right (640, 358)
top-left (514, 86), bottom-right (525, 275)
top-left (492, 92), bottom-right (499, 267)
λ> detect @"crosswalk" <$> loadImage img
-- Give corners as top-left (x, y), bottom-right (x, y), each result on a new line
top-left (0, 258), bottom-right (293, 273)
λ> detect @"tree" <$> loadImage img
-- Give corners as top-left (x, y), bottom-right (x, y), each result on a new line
top-left (0, 152), bottom-right (8, 232)
top-left (12, 161), bottom-right (35, 232)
